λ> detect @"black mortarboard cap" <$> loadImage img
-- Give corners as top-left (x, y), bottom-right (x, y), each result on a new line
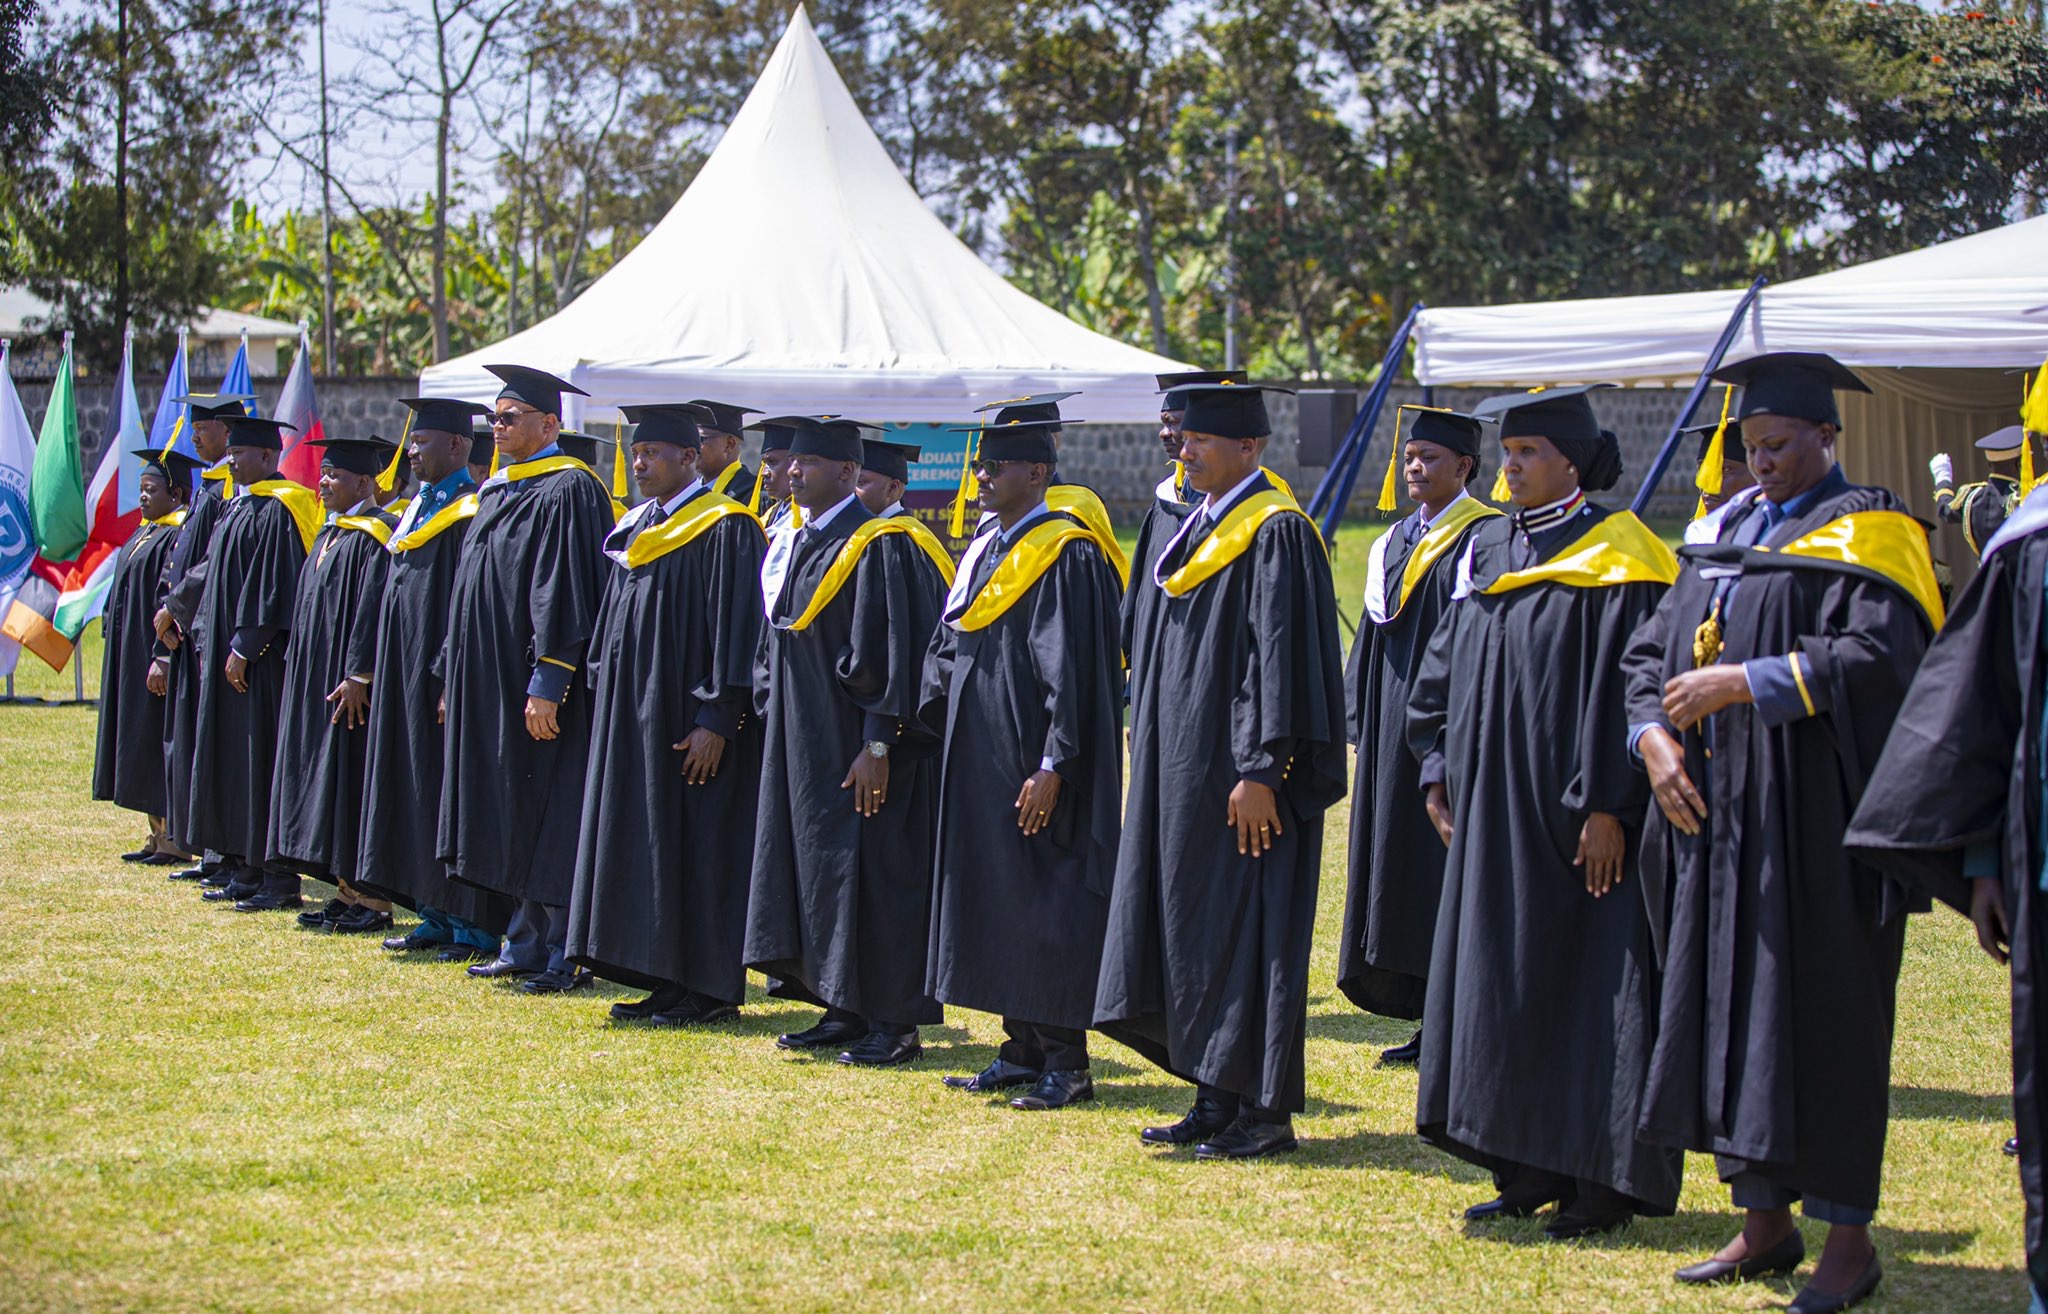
top-left (132, 446), bottom-right (203, 490)
top-left (556, 430), bottom-right (612, 469)
top-left (1682, 420), bottom-right (1752, 464)
top-left (400, 396), bottom-right (491, 435)
top-left (1709, 352), bottom-right (1870, 428)
top-left (747, 415), bottom-right (814, 453)
top-left (468, 425), bottom-right (495, 467)
top-left (1977, 424), bottom-right (2026, 457)
top-left (621, 404), bottom-right (708, 449)
top-left (483, 363), bottom-right (589, 418)
top-left (1475, 385), bottom-right (1622, 490)
top-left (309, 435), bottom-right (399, 476)
top-left (1401, 406), bottom-right (1484, 460)
top-left (975, 428), bottom-right (1059, 464)
top-left (858, 438), bottom-right (923, 483)
top-left (686, 399), bottom-right (761, 437)
top-left (1177, 382), bottom-right (1293, 440)
top-left (172, 392), bottom-right (256, 422)
top-left (790, 418), bottom-right (876, 463)
top-left (975, 391), bottom-right (1079, 428)
top-left (225, 416), bottom-right (296, 451)
top-left (1158, 370), bottom-right (1248, 411)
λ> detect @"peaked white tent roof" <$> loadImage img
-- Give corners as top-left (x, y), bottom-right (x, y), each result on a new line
top-left (421, 6), bottom-right (1187, 422)
top-left (1412, 215), bottom-right (2048, 386)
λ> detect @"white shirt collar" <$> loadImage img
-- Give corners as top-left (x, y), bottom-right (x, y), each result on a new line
top-left (997, 501), bottom-right (1053, 544)
top-left (1202, 468), bottom-right (1266, 520)
top-left (1417, 488), bottom-right (1470, 531)
top-left (878, 500), bottom-right (904, 519)
top-left (805, 492), bottom-right (859, 531)
top-left (660, 486), bottom-right (695, 516)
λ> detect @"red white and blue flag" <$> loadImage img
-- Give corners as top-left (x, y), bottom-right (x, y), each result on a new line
top-left (274, 327), bottom-right (324, 487)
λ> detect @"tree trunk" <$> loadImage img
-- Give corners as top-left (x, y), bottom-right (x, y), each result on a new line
top-left (1127, 167), bottom-right (1170, 355)
top-left (114, 0), bottom-right (129, 350)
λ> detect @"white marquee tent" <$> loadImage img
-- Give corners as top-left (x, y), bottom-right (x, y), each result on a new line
top-left (420, 6), bottom-right (1188, 424)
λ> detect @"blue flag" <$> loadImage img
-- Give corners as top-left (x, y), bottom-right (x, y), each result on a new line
top-left (220, 336), bottom-right (259, 418)
top-left (149, 336), bottom-right (193, 461)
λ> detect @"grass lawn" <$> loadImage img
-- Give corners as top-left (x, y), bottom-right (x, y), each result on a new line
top-left (0, 520), bottom-right (2026, 1313)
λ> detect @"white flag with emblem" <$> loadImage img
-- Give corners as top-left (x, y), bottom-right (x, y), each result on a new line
top-left (0, 342), bottom-right (39, 676)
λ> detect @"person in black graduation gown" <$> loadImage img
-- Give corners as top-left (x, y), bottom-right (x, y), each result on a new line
top-left (185, 415), bottom-right (320, 913)
top-left (1408, 385), bottom-right (1682, 1236)
top-left (744, 418), bottom-right (952, 1067)
top-left (1842, 484), bottom-right (2048, 1314)
top-left (151, 392), bottom-right (253, 882)
top-left (746, 418), bottom-right (800, 531)
top-left (855, 437), bottom-right (919, 518)
top-left (689, 398), bottom-right (764, 508)
top-left (1682, 419), bottom-right (1758, 519)
top-left (95, 449), bottom-right (198, 863)
top-left (467, 424), bottom-right (495, 484)
top-left (1336, 407), bottom-right (1499, 1061)
top-left (357, 399), bottom-right (509, 961)
top-left (1626, 354), bottom-right (1940, 1311)
top-left (566, 404), bottom-right (767, 1025)
top-left (919, 424), bottom-right (1124, 1111)
top-left (441, 364), bottom-right (613, 995)
top-left (1095, 383), bottom-right (1347, 1160)
top-left (268, 435), bottom-right (400, 935)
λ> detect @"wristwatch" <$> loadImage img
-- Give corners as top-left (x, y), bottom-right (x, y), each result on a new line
top-left (865, 740), bottom-right (891, 760)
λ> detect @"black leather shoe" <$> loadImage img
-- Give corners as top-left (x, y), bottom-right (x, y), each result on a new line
top-left (612, 983), bottom-right (690, 1021)
top-left (521, 969), bottom-right (594, 994)
top-left (143, 851), bottom-right (190, 866)
top-left (234, 890), bottom-right (304, 912)
top-left (1380, 1030), bottom-right (1422, 1065)
top-left (330, 906), bottom-right (394, 935)
top-left (436, 944), bottom-right (498, 963)
top-left (1465, 1187), bottom-right (1568, 1221)
top-left (942, 1058), bottom-right (1041, 1093)
top-left (1543, 1200), bottom-right (1635, 1240)
top-left (199, 871), bottom-right (232, 889)
top-left (300, 898), bottom-right (350, 929)
top-left (648, 993), bottom-right (741, 1026)
top-left (1675, 1229), bottom-right (1807, 1285)
top-left (121, 844), bottom-right (158, 862)
top-left (1011, 1069), bottom-right (1095, 1111)
top-left (168, 865), bottom-right (209, 881)
top-left (838, 1030), bottom-right (921, 1067)
top-left (467, 960), bottom-right (536, 979)
top-left (2007, 1135), bottom-right (2022, 1156)
top-left (383, 931), bottom-right (447, 952)
top-left (1195, 1116), bottom-right (1298, 1160)
top-left (777, 1017), bottom-right (868, 1051)
top-left (1141, 1096), bottom-right (1237, 1146)
top-left (1786, 1254), bottom-right (1881, 1313)
top-left (203, 883), bottom-right (258, 903)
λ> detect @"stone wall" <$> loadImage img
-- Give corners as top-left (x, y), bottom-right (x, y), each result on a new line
top-left (20, 374), bottom-right (1705, 521)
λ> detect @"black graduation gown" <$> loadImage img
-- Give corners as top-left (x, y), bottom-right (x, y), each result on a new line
top-left (184, 494), bottom-right (307, 864)
top-left (918, 515), bottom-right (1125, 1031)
top-left (159, 478), bottom-right (229, 847)
top-left (354, 492), bottom-right (510, 932)
top-left (1336, 502), bottom-right (1491, 1020)
top-left (1118, 480), bottom-right (1196, 662)
top-left (266, 513), bottom-right (395, 882)
top-left (1842, 511), bottom-right (2045, 1286)
top-left (743, 500), bottom-right (947, 1026)
top-left (566, 494), bottom-right (767, 1000)
top-left (1408, 506), bottom-right (1680, 1210)
top-left (1624, 482), bottom-right (1933, 1213)
top-left (1095, 479), bottom-right (1348, 1112)
top-left (92, 515), bottom-right (184, 817)
top-left (438, 466), bottom-right (612, 907)
top-left (711, 462), bottom-right (759, 509)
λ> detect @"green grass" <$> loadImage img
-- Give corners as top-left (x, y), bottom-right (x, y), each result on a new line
top-left (0, 522), bottom-right (2024, 1313)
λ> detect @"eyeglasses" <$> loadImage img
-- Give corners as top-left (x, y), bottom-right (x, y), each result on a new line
top-left (973, 460), bottom-right (1019, 479)
top-left (490, 408), bottom-right (537, 428)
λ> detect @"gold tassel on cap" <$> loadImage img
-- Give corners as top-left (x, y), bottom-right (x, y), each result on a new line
top-left (2023, 369), bottom-right (2040, 491)
top-left (612, 419), bottom-right (629, 499)
top-left (949, 431), bottom-right (980, 538)
top-left (1376, 409), bottom-right (1407, 513)
top-left (1696, 385), bottom-right (1734, 497)
top-left (748, 457), bottom-right (765, 515)
top-left (1489, 465), bottom-right (1511, 503)
top-left (377, 412), bottom-right (415, 495)
top-left (159, 414), bottom-right (184, 462)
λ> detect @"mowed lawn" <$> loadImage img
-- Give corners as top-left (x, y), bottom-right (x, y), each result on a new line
top-left (0, 524), bottom-right (2028, 1313)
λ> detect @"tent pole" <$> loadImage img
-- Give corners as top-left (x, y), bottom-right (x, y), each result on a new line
top-left (1306, 301), bottom-right (1424, 543)
top-left (1630, 275), bottom-right (1767, 516)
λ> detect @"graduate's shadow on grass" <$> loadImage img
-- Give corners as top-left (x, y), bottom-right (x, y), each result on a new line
top-left (1889, 1084), bottom-right (2014, 1123)
top-left (1303, 1008), bottom-right (1419, 1049)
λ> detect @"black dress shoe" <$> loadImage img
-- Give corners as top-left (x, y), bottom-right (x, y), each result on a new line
top-left (1380, 1030), bottom-right (1422, 1065)
top-left (1141, 1096), bottom-right (1237, 1146)
top-left (383, 931), bottom-right (447, 952)
top-left (942, 1058), bottom-right (1041, 1093)
top-left (2006, 1135), bottom-right (2022, 1156)
top-left (234, 890), bottom-right (304, 912)
top-left (1675, 1229), bottom-right (1807, 1285)
top-left (300, 898), bottom-right (350, 929)
top-left (521, 969), bottom-right (594, 994)
top-left (648, 993), bottom-right (741, 1026)
top-left (1466, 1188), bottom-right (1568, 1221)
top-left (436, 943), bottom-right (498, 963)
top-left (1543, 1200), bottom-right (1635, 1240)
top-left (121, 844), bottom-right (159, 862)
top-left (467, 960), bottom-right (537, 979)
top-left (143, 851), bottom-right (190, 866)
top-left (203, 884), bottom-right (259, 903)
top-left (199, 870), bottom-right (232, 888)
top-left (1011, 1069), bottom-right (1094, 1110)
top-left (838, 1030), bottom-right (921, 1067)
top-left (168, 865), bottom-right (209, 881)
top-left (777, 1017), bottom-right (869, 1051)
top-left (330, 906), bottom-right (394, 935)
top-left (612, 983), bottom-right (691, 1021)
top-left (1786, 1254), bottom-right (1881, 1314)
top-left (1194, 1116), bottom-right (1298, 1160)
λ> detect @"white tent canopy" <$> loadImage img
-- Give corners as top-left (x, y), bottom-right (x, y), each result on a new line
top-left (420, 6), bottom-right (1187, 423)
top-left (1412, 215), bottom-right (2048, 387)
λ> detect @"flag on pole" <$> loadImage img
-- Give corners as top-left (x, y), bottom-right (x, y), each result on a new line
top-left (50, 332), bottom-right (149, 639)
top-left (2, 557), bottom-right (73, 671)
top-left (274, 326), bottom-right (325, 488)
top-left (0, 341), bottom-right (39, 678)
top-left (151, 331), bottom-right (194, 462)
top-left (27, 333), bottom-right (86, 563)
top-left (221, 332), bottom-right (258, 416)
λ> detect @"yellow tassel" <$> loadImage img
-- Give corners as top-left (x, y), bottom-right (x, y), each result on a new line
top-left (159, 414), bottom-right (184, 461)
top-left (490, 444), bottom-right (501, 478)
top-left (949, 431), bottom-right (979, 537)
top-left (1376, 409), bottom-right (1406, 513)
top-left (1489, 465), bottom-right (1510, 503)
top-left (2023, 369), bottom-right (2040, 491)
top-left (748, 456), bottom-right (765, 514)
top-left (1694, 493), bottom-right (1708, 519)
top-left (790, 499), bottom-right (803, 528)
top-left (611, 420), bottom-right (629, 499)
top-left (1696, 384), bottom-right (1734, 496)
top-left (377, 412), bottom-right (415, 495)
top-left (1171, 459), bottom-right (1185, 495)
